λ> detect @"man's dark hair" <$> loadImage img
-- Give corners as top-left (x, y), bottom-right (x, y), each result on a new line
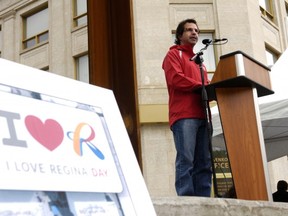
top-left (174, 18), bottom-right (199, 45)
top-left (277, 180), bottom-right (288, 191)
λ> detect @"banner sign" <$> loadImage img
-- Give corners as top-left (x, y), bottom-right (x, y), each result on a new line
top-left (0, 58), bottom-right (156, 216)
top-left (0, 84), bottom-right (122, 193)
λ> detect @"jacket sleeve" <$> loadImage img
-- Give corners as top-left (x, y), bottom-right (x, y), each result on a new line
top-left (163, 50), bottom-right (205, 92)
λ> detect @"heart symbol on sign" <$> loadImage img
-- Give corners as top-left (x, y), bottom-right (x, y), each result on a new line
top-left (25, 115), bottom-right (64, 151)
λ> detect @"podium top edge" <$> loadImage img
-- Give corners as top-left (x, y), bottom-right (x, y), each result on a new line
top-left (220, 50), bottom-right (271, 71)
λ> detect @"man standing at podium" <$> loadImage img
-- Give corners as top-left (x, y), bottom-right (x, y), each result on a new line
top-left (162, 18), bottom-right (212, 196)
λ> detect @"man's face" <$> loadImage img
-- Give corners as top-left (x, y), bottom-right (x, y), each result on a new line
top-left (179, 23), bottom-right (199, 46)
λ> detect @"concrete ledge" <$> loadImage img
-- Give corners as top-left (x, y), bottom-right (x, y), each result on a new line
top-left (152, 197), bottom-right (288, 216)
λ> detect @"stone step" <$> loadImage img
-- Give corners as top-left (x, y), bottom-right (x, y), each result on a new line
top-left (152, 197), bottom-right (288, 216)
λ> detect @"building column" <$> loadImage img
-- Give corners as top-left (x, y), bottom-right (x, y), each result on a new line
top-left (1, 10), bottom-right (16, 61)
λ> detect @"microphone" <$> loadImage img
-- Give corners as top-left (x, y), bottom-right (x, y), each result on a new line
top-left (202, 38), bottom-right (228, 44)
top-left (202, 39), bottom-right (212, 44)
top-left (191, 38), bottom-right (228, 61)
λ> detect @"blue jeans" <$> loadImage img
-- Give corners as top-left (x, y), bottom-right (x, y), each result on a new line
top-left (171, 118), bottom-right (212, 196)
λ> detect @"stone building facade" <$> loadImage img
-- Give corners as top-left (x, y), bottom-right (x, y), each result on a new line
top-left (0, 0), bottom-right (287, 198)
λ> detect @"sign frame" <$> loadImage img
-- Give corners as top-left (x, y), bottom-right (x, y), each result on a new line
top-left (0, 58), bottom-right (156, 216)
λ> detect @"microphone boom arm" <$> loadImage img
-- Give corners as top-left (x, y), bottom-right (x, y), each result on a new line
top-left (190, 41), bottom-right (210, 62)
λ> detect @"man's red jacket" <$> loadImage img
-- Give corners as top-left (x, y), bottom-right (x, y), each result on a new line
top-left (162, 44), bottom-right (209, 127)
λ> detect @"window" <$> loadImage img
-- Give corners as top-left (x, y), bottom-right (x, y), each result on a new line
top-left (259, 0), bottom-right (274, 21)
top-left (73, 0), bottom-right (87, 27)
top-left (193, 33), bottom-right (216, 74)
top-left (265, 48), bottom-right (278, 68)
top-left (23, 7), bottom-right (49, 49)
top-left (76, 54), bottom-right (89, 83)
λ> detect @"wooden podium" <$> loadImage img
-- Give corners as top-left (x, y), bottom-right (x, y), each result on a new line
top-left (207, 51), bottom-right (274, 201)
